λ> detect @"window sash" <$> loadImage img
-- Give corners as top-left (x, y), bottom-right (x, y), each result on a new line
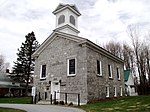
top-left (120, 87), bottom-right (123, 96)
top-left (117, 67), bottom-right (120, 80)
top-left (40, 65), bottom-right (46, 79)
top-left (106, 86), bottom-right (109, 97)
top-left (68, 58), bottom-right (76, 76)
top-left (114, 87), bottom-right (117, 97)
top-left (97, 60), bottom-right (102, 76)
top-left (108, 64), bottom-right (112, 78)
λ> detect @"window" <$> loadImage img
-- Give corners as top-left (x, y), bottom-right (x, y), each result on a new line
top-left (70, 15), bottom-right (75, 26)
top-left (108, 64), bottom-right (112, 78)
top-left (114, 87), bottom-right (117, 97)
top-left (40, 65), bottom-right (46, 79)
top-left (97, 60), bottom-right (102, 76)
top-left (67, 58), bottom-right (76, 76)
top-left (106, 86), bottom-right (109, 97)
top-left (58, 15), bottom-right (65, 25)
top-left (120, 87), bottom-right (123, 96)
top-left (117, 67), bottom-right (120, 80)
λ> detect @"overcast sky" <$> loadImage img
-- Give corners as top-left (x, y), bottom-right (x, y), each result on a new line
top-left (0, 0), bottom-right (150, 68)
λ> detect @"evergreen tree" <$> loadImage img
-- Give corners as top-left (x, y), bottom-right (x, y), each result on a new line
top-left (13, 31), bottom-right (40, 95)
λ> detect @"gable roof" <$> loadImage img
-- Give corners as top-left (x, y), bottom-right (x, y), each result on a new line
top-left (32, 31), bottom-right (86, 58)
top-left (0, 72), bottom-right (12, 82)
top-left (54, 24), bottom-right (80, 34)
top-left (124, 70), bottom-right (131, 81)
top-left (53, 3), bottom-right (81, 16)
top-left (32, 31), bottom-right (124, 64)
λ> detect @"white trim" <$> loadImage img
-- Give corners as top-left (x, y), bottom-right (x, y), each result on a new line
top-left (51, 81), bottom-right (60, 100)
top-left (108, 64), bottom-right (112, 78)
top-left (114, 86), bottom-right (117, 97)
top-left (106, 86), bottom-right (109, 97)
top-left (40, 65), bottom-right (46, 79)
top-left (120, 86), bottom-right (123, 96)
top-left (97, 60), bottom-right (102, 76)
top-left (67, 58), bottom-right (77, 76)
top-left (117, 67), bottom-right (121, 80)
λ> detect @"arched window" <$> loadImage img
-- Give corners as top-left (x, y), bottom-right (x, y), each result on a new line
top-left (58, 15), bottom-right (65, 25)
top-left (70, 15), bottom-right (75, 26)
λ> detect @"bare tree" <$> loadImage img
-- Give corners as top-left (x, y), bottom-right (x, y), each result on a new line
top-left (0, 54), bottom-right (10, 72)
top-left (127, 25), bottom-right (141, 77)
top-left (103, 40), bottom-right (122, 58)
top-left (122, 43), bottom-right (135, 70)
top-left (127, 24), bottom-right (150, 94)
top-left (103, 40), bottom-right (135, 71)
top-left (0, 54), bottom-right (5, 71)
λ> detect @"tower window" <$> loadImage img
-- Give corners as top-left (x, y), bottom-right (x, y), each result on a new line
top-left (70, 15), bottom-right (75, 26)
top-left (58, 15), bottom-right (65, 25)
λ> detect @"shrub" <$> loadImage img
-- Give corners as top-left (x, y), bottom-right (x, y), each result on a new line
top-left (68, 102), bottom-right (73, 106)
top-left (53, 101), bottom-right (58, 105)
top-left (59, 101), bottom-right (65, 105)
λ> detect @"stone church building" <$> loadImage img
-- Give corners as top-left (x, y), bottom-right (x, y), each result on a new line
top-left (32, 3), bottom-right (125, 104)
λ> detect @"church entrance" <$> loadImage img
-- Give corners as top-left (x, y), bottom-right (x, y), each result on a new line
top-left (51, 81), bottom-right (60, 100)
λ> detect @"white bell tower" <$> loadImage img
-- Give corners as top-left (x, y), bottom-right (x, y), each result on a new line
top-left (53, 3), bottom-right (81, 36)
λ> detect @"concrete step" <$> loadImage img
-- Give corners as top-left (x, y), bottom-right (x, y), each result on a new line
top-left (37, 100), bottom-right (52, 105)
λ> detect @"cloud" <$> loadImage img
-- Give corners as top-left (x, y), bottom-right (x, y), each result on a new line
top-left (1, 0), bottom-right (150, 69)
top-left (78, 0), bottom-right (150, 44)
top-left (0, 0), bottom-right (61, 68)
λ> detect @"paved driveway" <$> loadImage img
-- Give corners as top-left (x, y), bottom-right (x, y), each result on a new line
top-left (0, 104), bottom-right (85, 112)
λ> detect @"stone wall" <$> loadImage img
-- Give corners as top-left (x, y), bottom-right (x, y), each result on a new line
top-left (33, 34), bottom-right (125, 104)
top-left (86, 46), bottom-right (125, 102)
top-left (34, 36), bottom-right (88, 103)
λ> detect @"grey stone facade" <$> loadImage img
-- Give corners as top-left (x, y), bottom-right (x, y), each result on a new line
top-left (33, 31), bottom-right (124, 104)
top-left (32, 3), bottom-right (124, 104)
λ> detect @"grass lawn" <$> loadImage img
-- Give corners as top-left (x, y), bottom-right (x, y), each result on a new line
top-left (0, 107), bottom-right (26, 112)
top-left (79, 95), bottom-right (150, 112)
top-left (0, 97), bottom-right (32, 104)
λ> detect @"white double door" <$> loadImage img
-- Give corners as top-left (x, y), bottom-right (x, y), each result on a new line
top-left (51, 81), bottom-right (60, 100)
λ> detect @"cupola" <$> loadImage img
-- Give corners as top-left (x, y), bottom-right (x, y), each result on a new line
top-left (53, 3), bottom-right (81, 36)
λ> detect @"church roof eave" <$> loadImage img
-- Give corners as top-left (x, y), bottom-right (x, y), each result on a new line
top-left (53, 3), bottom-right (81, 16)
top-left (79, 39), bottom-right (124, 64)
top-left (32, 31), bottom-right (86, 58)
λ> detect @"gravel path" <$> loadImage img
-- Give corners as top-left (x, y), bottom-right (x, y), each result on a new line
top-left (0, 104), bottom-right (85, 112)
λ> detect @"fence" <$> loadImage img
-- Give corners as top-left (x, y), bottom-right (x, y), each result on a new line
top-left (51, 91), bottom-right (80, 106)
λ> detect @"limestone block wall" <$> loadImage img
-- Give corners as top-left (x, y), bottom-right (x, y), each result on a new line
top-left (34, 36), bottom-right (88, 103)
top-left (86, 46), bottom-right (125, 102)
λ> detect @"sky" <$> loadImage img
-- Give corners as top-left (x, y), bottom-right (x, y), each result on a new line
top-left (0, 0), bottom-right (150, 69)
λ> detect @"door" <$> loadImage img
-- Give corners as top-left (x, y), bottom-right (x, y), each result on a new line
top-left (51, 82), bottom-right (60, 100)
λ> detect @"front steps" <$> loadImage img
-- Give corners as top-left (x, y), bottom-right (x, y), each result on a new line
top-left (37, 100), bottom-right (52, 105)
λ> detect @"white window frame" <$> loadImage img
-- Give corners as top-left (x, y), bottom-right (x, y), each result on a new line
top-left (120, 86), bottom-right (123, 96)
top-left (117, 67), bottom-right (121, 80)
top-left (40, 65), bottom-right (46, 79)
top-left (114, 86), bottom-right (117, 97)
top-left (67, 58), bottom-right (77, 76)
top-left (106, 86), bottom-right (109, 97)
top-left (108, 64), bottom-right (112, 78)
top-left (97, 60), bottom-right (102, 76)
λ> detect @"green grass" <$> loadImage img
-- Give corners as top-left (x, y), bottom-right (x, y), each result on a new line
top-left (0, 107), bottom-right (26, 112)
top-left (79, 95), bottom-right (150, 112)
top-left (0, 97), bottom-right (32, 104)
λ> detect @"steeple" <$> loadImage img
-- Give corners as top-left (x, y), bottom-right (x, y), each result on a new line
top-left (53, 3), bottom-right (81, 36)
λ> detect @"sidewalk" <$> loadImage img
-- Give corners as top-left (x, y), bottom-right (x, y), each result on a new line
top-left (0, 104), bottom-right (85, 112)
